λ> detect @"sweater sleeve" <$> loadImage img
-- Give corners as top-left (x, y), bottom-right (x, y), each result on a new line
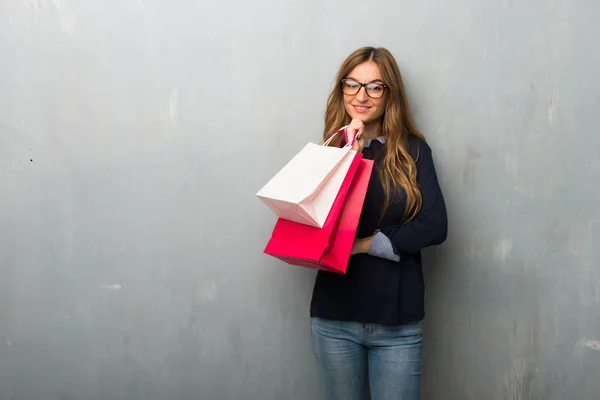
top-left (378, 140), bottom-right (448, 255)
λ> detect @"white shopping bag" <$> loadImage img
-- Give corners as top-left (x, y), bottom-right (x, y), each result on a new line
top-left (256, 127), bottom-right (357, 228)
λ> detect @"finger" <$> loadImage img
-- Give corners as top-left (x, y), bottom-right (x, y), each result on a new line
top-left (345, 128), bottom-right (354, 144)
top-left (354, 128), bottom-right (363, 142)
top-left (349, 125), bottom-right (360, 142)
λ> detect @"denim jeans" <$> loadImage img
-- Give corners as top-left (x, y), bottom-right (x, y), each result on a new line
top-left (311, 317), bottom-right (422, 400)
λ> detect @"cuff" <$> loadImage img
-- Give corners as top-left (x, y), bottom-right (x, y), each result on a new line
top-left (368, 230), bottom-right (400, 262)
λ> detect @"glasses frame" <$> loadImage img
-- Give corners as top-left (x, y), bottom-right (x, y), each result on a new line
top-left (340, 78), bottom-right (388, 99)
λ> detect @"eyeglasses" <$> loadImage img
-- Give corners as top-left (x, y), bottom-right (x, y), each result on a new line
top-left (341, 79), bottom-right (388, 99)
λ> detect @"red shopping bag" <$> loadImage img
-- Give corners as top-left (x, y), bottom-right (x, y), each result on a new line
top-left (264, 155), bottom-right (374, 274)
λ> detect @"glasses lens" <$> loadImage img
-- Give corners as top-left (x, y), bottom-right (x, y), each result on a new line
top-left (366, 83), bottom-right (385, 98)
top-left (341, 79), bottom-right (360, 95)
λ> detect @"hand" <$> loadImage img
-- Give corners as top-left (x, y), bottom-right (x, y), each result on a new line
top-left (345, 118), bottom-right (365, 153)
top-left (351, 237), bottom-right (372, 255)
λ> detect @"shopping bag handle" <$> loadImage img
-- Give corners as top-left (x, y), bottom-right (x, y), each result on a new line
top-left (322, 126), bottom-right (358, 148)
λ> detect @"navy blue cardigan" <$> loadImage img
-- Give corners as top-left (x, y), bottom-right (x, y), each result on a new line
top-left (310, 136), bottom-right (448, 325)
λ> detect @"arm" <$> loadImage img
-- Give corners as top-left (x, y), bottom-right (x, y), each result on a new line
top-left (351, 231), bottom-right (401, 261)
top-left (378, 140), bottom-right (448, 255)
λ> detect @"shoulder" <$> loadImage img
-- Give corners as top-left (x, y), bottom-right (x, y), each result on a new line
top-left (407, 136), bottom-right (432, 162)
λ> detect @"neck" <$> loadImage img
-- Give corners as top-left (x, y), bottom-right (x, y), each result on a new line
top-left (362, 120), bottom-right (383, 140)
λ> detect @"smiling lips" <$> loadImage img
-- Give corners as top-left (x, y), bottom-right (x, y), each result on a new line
top-left (353, 105), bottom-right (371, 113)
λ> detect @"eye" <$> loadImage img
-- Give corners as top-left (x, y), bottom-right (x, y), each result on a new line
top-left (344, 80), bottom-right (359, 88)
top-left (367, 84), bottom-right (383, 92)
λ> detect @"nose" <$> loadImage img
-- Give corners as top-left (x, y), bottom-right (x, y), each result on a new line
top-left (356, 86), bottom-right (368, 102)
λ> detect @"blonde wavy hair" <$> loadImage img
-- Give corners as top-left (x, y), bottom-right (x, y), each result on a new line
top-left (323, 46), bottom-right (425, 222)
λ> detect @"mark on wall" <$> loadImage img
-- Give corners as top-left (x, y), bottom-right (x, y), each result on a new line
top-left (574, 339), bottom-right (600, 361)
top-left (508, 357), bottom-right (527, 400)
top-left (198, 282), bottom-right (218, 304)
top-left (503, 306), bottom-right (541, 400)
top-left (99, 284), bottom-right (122, 290)
top-left (229, 325), bottom-right (245, 362)
top-left (135, 0), bottom-right (147, 14)
top-left (23, 0), bottom-right (76, 34)
top-left (493, 238), bottom-right (513, 262)
top-left (161, 89), bottom-right (179, 123)
top-left (513, 185), bottom-right (536, 199)
top-left (545, 218), bottom-right (591, 256)
top-left (548, 96), bottom-right (556, 123)
top-left (462, 146), bottom-right (482, 189)
top-left (523, 82), bottom-right (538, 128)
top-left (504, 153), bottom-right (518, 177)
top-left (583, 340), bottom-right (600, 352)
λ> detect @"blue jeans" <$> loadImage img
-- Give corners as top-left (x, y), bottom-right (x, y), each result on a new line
top-left (311, 317), bottom-right (422, 400)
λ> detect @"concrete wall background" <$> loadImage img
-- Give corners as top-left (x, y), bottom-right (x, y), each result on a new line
top-left (1, 1), bottom-right (599, 399)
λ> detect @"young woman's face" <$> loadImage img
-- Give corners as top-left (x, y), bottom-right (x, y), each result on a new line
top-left (342, 61), bottom-right (387, 125)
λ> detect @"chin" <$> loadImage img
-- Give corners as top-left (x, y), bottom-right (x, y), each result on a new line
top-left (347, 110), bottom-right (372, 121)
top-left (356, 114), bottom-right (374, 123)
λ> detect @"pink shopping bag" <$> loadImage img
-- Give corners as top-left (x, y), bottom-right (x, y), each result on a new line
top-left (264, 155), bottom-right (374, 274)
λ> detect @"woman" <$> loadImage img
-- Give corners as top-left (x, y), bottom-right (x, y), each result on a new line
top-left (309, 46), bottom-right (448, 400)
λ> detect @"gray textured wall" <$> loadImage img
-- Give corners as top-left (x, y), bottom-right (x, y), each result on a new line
top-left (1, 1), bottom-right (599, 399)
